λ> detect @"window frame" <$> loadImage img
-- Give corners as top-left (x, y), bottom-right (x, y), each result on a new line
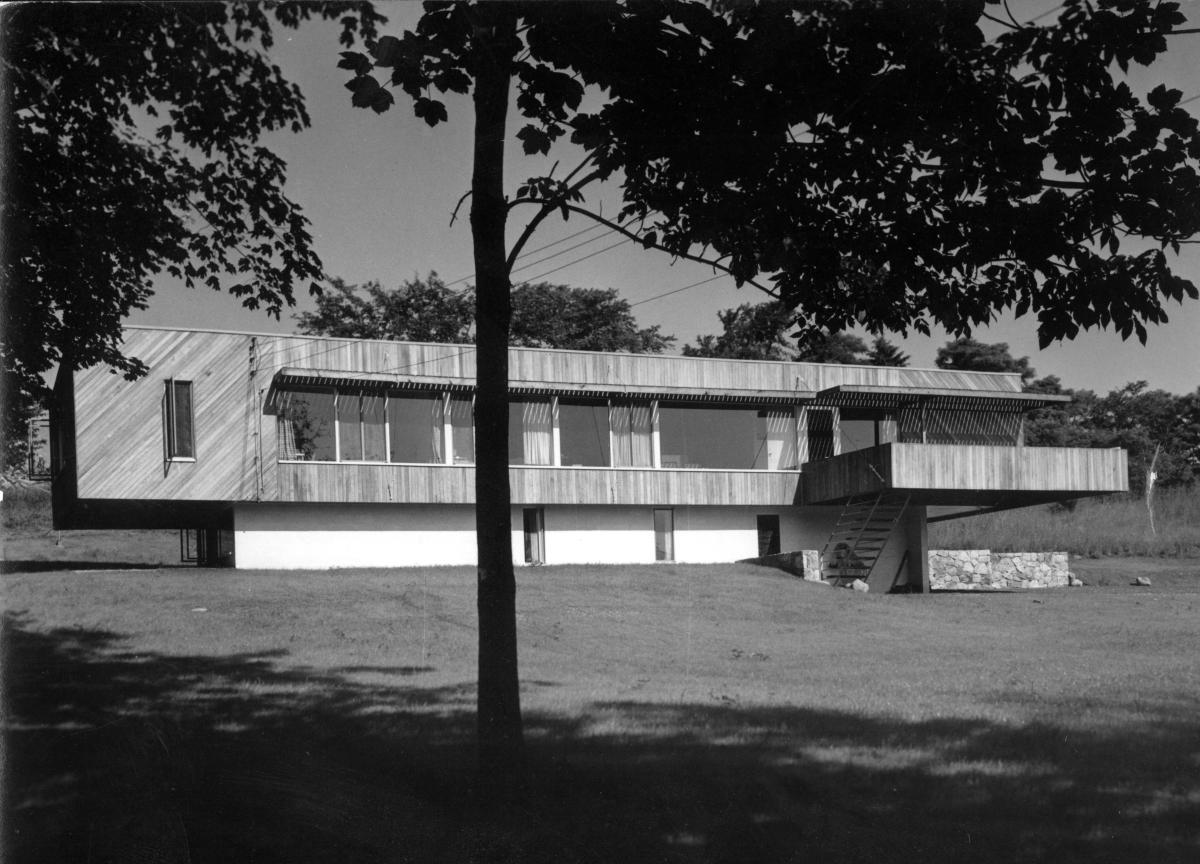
top-left (163, 379), bottom-right (196, 462)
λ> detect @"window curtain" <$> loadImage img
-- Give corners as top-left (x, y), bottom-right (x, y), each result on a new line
top-left (362, 394), bottom-right (386, 462)
top-left (522, 400), bottom-right (553, 465)
top-left (756, 410), bottom-right (797, 469)
top-left (611, 401), bottom-right (653, 467)
top-left (449, 396), bottom-right (474, 463)
top-left (431, 396), bottom-right (444, 463)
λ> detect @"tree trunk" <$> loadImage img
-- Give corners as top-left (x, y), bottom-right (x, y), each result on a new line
top-left (469, 9), bottom-right (524, 789)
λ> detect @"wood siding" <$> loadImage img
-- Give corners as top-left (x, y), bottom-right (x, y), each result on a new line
top-left (279, 464), bottom-right (801, 506)
top-left (802, 444), bottom-right (1129, 504)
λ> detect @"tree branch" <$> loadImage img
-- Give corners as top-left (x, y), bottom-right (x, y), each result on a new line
top-left (510, 199), bottom-right (779, 298)
top-left (504, 168), bottom-right (604, 271)
top-left (449, 190), bottom-right (472, 226)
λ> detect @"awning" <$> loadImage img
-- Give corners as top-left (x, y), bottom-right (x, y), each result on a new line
top-left (811, 384), bottom-right (1072, 413)
top-left (264, 367), bottom-right (816, 410)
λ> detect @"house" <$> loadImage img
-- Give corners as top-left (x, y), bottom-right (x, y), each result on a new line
top-left (50, 326), bottom-right (1128, 589)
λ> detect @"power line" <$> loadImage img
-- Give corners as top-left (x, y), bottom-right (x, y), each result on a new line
top-left (630, 273), bottom-right (728, 307)
top-left (518, 239), bottom-right (631, 283)
top-left (443, 223), bottom-right (606, 287)
top-left (510, 231), bottom-right (620, 276)
top-left (1027, 2), bottom-right (1064, 24)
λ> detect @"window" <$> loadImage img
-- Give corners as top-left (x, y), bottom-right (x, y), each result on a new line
top-left (804, 408), bottom-right (836, 462)
top-left (277, 387), bottom-right (336, 461)
top-left (163, 379), bottom-right (195, 459)
top-left (558, 400), bottom-right (610, 467)
top-left (337, 392), bottom-right (386, 462)
top-left (754, 410), bottom-right (798, 469)
top-left (449, 395), bottom-right (474, 464)
top-left (654, 508), bottom-right (674, 561)
top-left (523, 507), bottom-right (545, 564)
top-left (610, 401), bottom-right (653, 467)
top-left (659, 405), bottom-right (760, 469)
top-left (509, 399), bottom-right (553, 466)
top-left (388, 392), bottom-right (443, 463)
top-left (757, 515), bottom-right (781, 557)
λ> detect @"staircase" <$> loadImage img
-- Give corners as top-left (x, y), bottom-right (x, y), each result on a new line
top-left (820, 492), bottom-right (911, 587)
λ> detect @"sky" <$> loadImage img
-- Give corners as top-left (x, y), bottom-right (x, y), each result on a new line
top-left (128, 1), bottom-right (1200, 395)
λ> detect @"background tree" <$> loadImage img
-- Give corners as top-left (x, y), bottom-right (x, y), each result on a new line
top-left (682, 301), bottom-right (797, 360)
top-left (296, 275), bottom-right (673, 352)
top-left (340, 0), bottom-right (1200, 782)
top-left (795, 332), bottom-right (871, 365)
top-left (865, 337), bottom-right (911, 368)
top-left (0, 1), bottom-right (383, 469)
top-left (935, 338), bottom-right (1037, 384)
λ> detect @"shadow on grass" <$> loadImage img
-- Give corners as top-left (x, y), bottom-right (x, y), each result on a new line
top-left (4, 612), bottom-right (1198, 864)
top-left (0, 561), bottom-right (187, 574)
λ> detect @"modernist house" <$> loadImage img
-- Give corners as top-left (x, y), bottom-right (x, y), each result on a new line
top-left (51, 326), bottom-right (1128, 590)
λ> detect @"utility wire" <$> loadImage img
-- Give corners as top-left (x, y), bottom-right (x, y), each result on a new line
top-left (630, 273), bottom-right (728, 307)
top-left (443, 223), bottom-right (606, 287)
top-left (518, 239), bottom-right (631, 283)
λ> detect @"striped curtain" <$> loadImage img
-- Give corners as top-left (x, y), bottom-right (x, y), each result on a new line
top-left (522, 400), bottom-right (553, 465)
top-left (756, 410), bottom-right (797, 469)
top-left (611, 401), bottom-right (652, 467)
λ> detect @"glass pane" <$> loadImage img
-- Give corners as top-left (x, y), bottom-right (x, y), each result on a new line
top-left (659, 405), bottom-right (759, 469)
top-left (362, 394), bottom-right (387, 462)
top-left (559, 401), bottom-right (610, 467)
top-left (388, 393), bottom-right (442, 463)
top-left (757, 514), bottom-right (781, 556)
top-left (337, 392), bottom-right (363, 461)
top-left (839, 419), bottom-right (876, 453)
top-left (171, 381), bottom-right (194, 458)
top-left (754, 410), bottom-right (796, 469)
top-left (611, 401), bottom-right (652, 467)
top-left (805, 409), bottom-right (836, 462)
top-left (449, 396), bottom-right (474, 464)
top-left (509, 399), bottom-right (553, 465)
top-left (277, 388), bottom-right (335, 461)
top-left (654, 508), bottom-right (674, 561)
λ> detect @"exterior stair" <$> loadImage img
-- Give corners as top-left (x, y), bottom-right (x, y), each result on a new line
top-left (820, 492), bottom-right (911, 587)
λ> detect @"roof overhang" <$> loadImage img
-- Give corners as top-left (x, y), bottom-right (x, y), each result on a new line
top-left (265, 367), bottom-right (816, 409)
top-left (812, 385), bottom-right (1072, 413)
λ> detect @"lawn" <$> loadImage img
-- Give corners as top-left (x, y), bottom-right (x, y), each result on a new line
top-left (3, 560), bottom-right (1199, 864)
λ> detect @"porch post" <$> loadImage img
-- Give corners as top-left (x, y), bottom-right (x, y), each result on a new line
top-left (904, 505), bottom-right (930, 593)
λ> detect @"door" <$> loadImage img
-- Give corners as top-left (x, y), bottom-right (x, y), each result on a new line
top-left (757, 514), bottom-right (781, 556)
top-left (653, 508), bottom-right (674, 562)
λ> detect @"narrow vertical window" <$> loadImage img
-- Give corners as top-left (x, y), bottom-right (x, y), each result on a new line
top-left (449, 395), bottom-right (474, 464)
top-left (523, 507), bottom-right (545, 564)
top-left (653, 508), bottom-right (674, 562)
top-left (164, 380), bottom-right (195, 459)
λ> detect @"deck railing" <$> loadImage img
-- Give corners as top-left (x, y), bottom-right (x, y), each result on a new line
top-left (802, 444), bottom-right (1128, 504)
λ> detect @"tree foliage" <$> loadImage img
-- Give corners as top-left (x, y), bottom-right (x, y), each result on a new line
top-left (295, 275), bottom-right (673, 353)
top-left (865, 337), bottom-right (911, 368)
top-left (682, 301), bottom-right (798, 360)
top-left (0, 1), bottom-right (383, 466)
top-left (795, 332), bottom-right (871, 365)
top-left (935, 337), bottom-right (1037, 383)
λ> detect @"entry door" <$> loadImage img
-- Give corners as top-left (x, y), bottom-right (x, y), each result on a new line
top-left (523, 507), bottom-right (545, 565)
top-left (757, 514), bottom-right (781, 556)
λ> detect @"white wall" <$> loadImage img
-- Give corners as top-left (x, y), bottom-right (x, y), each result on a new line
top-left (232, 502), bottom-right (878, 571)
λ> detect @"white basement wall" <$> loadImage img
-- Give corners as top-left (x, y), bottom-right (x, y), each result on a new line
top-left (232, 503), bottom-right (848, 570)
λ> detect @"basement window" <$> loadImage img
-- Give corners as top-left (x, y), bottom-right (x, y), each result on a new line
top-left (163, 379), bottom-right (195, 460)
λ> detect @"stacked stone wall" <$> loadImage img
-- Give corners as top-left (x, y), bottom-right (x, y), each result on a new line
top-left (929, 550), bottom-right (1070, 590)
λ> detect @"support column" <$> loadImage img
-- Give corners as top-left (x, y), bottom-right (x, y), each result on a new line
top-left (904, 504), bottom-right (930, 593)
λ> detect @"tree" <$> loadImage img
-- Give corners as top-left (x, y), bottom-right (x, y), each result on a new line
top-left (296, 274), bottom-right (475, 343)
top-left (795, 332), bottom-right (871, 365)
top-left (296, 275), bottom-right (673, 352)
top-left (935, 338), bottom-right (1036, 383)
top-left (682, 301), bottom-right (797, 360)
top-left (865, 337), bottom-right (911, 368)
top-left (339, 0), bottom-right (1200, 782)
top-left (0, 1), bottom-right (384, 467)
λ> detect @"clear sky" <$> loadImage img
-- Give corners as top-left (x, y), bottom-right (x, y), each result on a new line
top-left (129, 1), bottom-right (1200, 395)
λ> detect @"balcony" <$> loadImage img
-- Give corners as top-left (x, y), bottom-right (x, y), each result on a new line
top-left (801, 443), bottom-right (1128, 506)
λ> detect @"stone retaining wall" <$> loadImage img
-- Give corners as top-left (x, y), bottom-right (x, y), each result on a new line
top-left (929, 550), bottom-right (1070, 590)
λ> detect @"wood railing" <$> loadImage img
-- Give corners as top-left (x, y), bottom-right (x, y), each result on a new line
top-left (277, 463), bottom-right (801, 506)
top-left (802, 444), bottom-right (1128, 504)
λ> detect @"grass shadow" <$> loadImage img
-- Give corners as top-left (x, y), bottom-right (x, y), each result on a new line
top-left (4, 611), bottom-right (1197, 864)
top-left (0, 561), bottom-right (189, 574)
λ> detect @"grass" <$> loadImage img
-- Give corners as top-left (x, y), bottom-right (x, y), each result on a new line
top-left (4, 561), bottom-right (1200, 863)
top-left (929, 486), bottom-right (1200, 558)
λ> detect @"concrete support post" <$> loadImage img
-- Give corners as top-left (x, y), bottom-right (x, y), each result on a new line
top-left (904, 504), bottom-right (930, 593)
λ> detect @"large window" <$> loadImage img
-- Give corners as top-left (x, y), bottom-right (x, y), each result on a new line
top-left (659, 405), bottom-right (760, 469)
top-left (277, 387), bottom-right (336, 461)
top-left (163, 379), bottom-right (195, 460)
top-left (558, 400), bottom-right (610, 467)
top-left (337, 392), bottom-right (386, 462)
top-left (754, 410), bottom-right (798, 470)
top-left (388, 392), bottom-right (443, 464)
top-left (509, 399), bottom-right (553, 466)
top-left (449, 395), bottom-right (475, 464)
top-left (610, 401), bottom-right (653, 467)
